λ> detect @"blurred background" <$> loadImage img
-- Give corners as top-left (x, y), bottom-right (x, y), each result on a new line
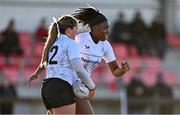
top-left (0, 0), bottom-right (180, 114)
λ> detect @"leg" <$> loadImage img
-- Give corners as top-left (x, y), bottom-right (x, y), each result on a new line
top-left (52, 103), bottom-right (75, 114)
top-left (75, 98), bottom-right (93, 114)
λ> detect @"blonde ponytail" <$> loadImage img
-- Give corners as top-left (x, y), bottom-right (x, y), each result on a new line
top-left (40, 23), bottom-right (58, 68)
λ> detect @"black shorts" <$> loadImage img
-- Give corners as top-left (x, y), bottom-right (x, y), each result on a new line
top-left (41, 78), bottom-right (75, 110)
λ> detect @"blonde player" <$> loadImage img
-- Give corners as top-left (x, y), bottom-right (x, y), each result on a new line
top-left (28, 15), bottom-right (96, 114)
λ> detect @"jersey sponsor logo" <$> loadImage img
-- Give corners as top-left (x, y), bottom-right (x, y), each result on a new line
top-left (81, 57), bottom-right (101, 65)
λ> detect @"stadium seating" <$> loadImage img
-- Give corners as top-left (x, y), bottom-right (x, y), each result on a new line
top-left (112, 43), bottom-right (128, 59)
top-left (19, 32), bottom-right (33, 57)
top-left (0, 32), bottom-right (178, 89)
top-left (167, 35), bottom-right (180, 48)
top-left (0, 55), bottom-right (5, 67)
top-left (33, 42), bottom-right (43, 57)
top-left (162, 70), bottom-right (177, 86)
top-left (2, 65), bottom-right (20, 84)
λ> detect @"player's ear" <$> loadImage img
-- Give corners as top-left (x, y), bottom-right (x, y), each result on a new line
top-left (65, 27), bottom-right (71, 34)
top-left (92, 25), bottom-right (98, 31)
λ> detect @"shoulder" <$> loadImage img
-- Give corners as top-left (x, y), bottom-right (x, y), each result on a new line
top-left (59, 35), bottom-right (79, 48)
top-left (102, 40), bottom-right (112, 48)
top-left (77, 32), bottom-right (89, 37)
top-left (75, 32), bottom-right (89, 41)
top-left (101, 40), bottom-right (113, 53)
top-left (67, 38), bottom-right (78, 46)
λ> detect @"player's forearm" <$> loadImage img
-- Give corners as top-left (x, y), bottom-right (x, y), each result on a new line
top-left (112, 67), bottom-right (126, 77)
top-left (108, 60), bottom-right (129, 78)
top-left (70, 58), bottom-right (96, 89)
top-left (34, 64), bottom-right (45, 76)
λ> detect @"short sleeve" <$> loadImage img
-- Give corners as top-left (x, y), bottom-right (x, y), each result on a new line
top-left (68, 41), bottom-right (80, 60)
top-left (103, 41), bottom-right (116, 63)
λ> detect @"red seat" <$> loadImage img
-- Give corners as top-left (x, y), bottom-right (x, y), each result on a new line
top-left (8, 55), bottom-right (24, 67)
top-left (19, 32), bottom-right (32, 45)
top-left (130, 46), bottom-right (138, 57)
top-left (23, 47), bottom-right (33, 57)
top-left (92, 64), bottom-right (106, 85)
top-left (112, 43), bottom-right (128, 60)
top-left (108, 80), bottom-right (118, 91)
top-left (162, 70), bottom-right (176, 86)
top-left (25, 56), bottom-right (41, 67)
top-left (2, 65), bottom-right (20, 84)
top-left (0, 55), bottom-right (23, 68)
top-left (102, 68), bottom-right (116, 84)
top-left (0, 55), bottom-right (5, 67)
top-left (167, 35), bottom-right (180, 48)
top-left (140, 69), bottom-right (157, 87)
top-left (33, 43), bottom-right (43, 57)
top-left (19, 32), bottom-right (33, 57)
top-left (128, 57), bottom-right (142, 69)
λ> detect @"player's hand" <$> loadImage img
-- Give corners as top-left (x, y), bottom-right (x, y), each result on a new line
top-left (121, 61), bottom-right (130, 73)
top-left (85, 87), bottom-right (96, 100)
top-left (27, 73), bottom-right (39, 87)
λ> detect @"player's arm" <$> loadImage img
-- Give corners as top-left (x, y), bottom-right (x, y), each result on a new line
top-left (68, 42), bottom-right (96, 90)
top-left (28, 35), bottom-right (52, 84)
top-left (70, 58), bottom-right (96, 99)
top-left (103, 41), bottom-right (130, 77)
top-left (33, 64), bottom-right (45, 76)
top-left (28, 64), bottom-right (45, 85)
top-left (70, 58), bottom-right (96, 90)
top-left (107, 60), bottom-right (129, 77)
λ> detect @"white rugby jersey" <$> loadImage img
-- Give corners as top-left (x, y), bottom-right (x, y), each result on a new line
top-left (46, 34), bottom-right (80, 85)
top-left (75, 32), bottom-right (116, 75)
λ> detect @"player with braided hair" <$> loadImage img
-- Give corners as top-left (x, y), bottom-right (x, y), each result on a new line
top-left (72, 5), bottom-right (130, 114)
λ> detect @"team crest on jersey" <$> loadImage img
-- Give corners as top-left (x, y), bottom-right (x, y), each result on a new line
top-left (85, 45), bottom-right (90, 49)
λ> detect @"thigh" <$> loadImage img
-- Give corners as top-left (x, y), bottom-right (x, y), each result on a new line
top-left (75, 98), bottom-right (93, 114)
top-left (52, 103), bottom-right (76, 114)
top-left (41, 82), bottom-right (51, 110)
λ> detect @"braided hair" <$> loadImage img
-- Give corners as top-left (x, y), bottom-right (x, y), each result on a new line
top-left (72, 6), bottom-right (107, 28)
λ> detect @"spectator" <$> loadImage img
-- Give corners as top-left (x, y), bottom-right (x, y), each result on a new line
top-left (0, 76), bottom-right (17, 114)
top-left (152, 72), bottom-right (173, 114)
top-left (0, 19), bottom-right (23, 57)
top-left (150, 14), bottom-right (167, 59)
top-left (110, 11), bottom-right (130, 43)
top-left (129, 11), bottom-right (150, 56)
top-left (127, 68), bottom-right (153, 114)
top-left (34, 18), bottom-right (48, 43)
top-left (110, 12), bottom-right (133, 56)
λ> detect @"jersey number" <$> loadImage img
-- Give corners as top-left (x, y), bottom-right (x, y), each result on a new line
top-left (49, 46), bottom-right (58, 64)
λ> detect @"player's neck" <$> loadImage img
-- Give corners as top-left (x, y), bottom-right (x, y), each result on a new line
top-left (90, 32), bottom-right (99, 44)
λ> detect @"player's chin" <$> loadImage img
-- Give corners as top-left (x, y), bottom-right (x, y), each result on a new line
top-left (100, 39), bottom-right (106, 41)
top-left (101, 36), bottom-right (107, 41)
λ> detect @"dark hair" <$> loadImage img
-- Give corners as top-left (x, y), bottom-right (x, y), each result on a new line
top-left (72, 6), bottom-right (107, 28)
top-left (40, 15), bottom-right (77, 68)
